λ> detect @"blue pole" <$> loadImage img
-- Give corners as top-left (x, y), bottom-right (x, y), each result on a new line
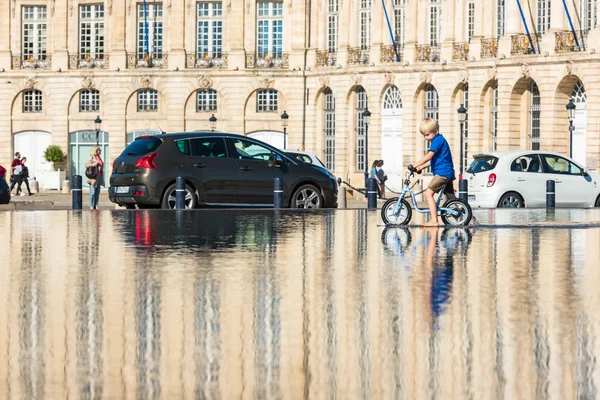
top-left (561, 0), bottom-right (582, 50)
top-left (143, 0), bottom-right (150, 62)
top-left (381, 0), bottom-right (400, 62)
top-left (515, 0), bottom-right (537, 54)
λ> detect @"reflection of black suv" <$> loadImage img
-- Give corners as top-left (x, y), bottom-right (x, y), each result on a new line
top-left (109, 132), bottom-right (338, 209)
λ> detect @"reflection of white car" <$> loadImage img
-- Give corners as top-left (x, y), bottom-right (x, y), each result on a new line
top-left (467, 151), bottom-right (600, 208)
top-left (285, 151), bottom-right (327, 169)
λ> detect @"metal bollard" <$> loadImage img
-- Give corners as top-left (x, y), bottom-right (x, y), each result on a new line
top-left (338, 186), bottom-right (347, 209)
top-left (459, 179), bottom-right (468, 202)
top-left (72, 175), bottom-right (82, 210)
top-left (546, 180), bottom-right (555, 208)
top-left (274, 177), bottom-right (284, 208)
top-left (367, 178), bottom-right (378, 209)
top-left (176, 176), bottom-right (186, 209)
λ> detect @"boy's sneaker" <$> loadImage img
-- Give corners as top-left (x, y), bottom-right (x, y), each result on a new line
top-left (20, 193), bottom-right (26, 196)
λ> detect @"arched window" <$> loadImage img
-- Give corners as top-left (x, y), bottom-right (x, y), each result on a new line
top-left (383, 86), bottom-right (402, 110)
top-left (355, 87), bottom-right (368, 171)
top-left (327, 0), bottom-right (339, 54)
top-left (23, 90), bottom-right (43, 113)
top-left (572, 81), bottom-right (587, 105)
top-left (536, 0), bottom-right (551, 35)
top-left (197, 89), bottom-right (217, 112)
top-left (324, 88), bottom-right (335, 170)
top-left (80, 89), bottom-right (100, 112)
top-left (571, 81), bottom-right (587, 166)
top-left (138, 89), bottom-right (158, 112)
top-left (530, 81), bottom-right (541, 150)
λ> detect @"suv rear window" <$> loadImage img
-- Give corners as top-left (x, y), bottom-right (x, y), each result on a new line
top-left (122, 137), bottom-right (162, 156)
top-left (467, 155), bottom-right (498, 174)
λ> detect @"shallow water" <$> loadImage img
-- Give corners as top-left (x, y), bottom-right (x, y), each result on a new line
top-left (1, 209), bottom-right (599, 399)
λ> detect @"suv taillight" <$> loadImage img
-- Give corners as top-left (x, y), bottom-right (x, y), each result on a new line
top-left (135, 153), bottom-right (158, 169)
top-left (487, 173), bottom-right (497, 187)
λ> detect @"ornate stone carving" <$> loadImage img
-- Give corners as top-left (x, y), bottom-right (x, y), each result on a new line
top-left (481, 38), bottom-right (499, 59)
top-left (25, 77), bottom-right (38, 89)
top-left (457, 70), bottom-right (468, 84)
top-left (82, 76), bottom-right (94, 88)
top-left (259, 78), bottom-right (275, 89)
top-left (565, 60), bottom-right (577, 76)
top-left (319, 76), bottom-right (330, 88)
top-left (352, 74), bottom-right (362, 86)
top-left (140, 75), bottom-right (153, 89)
top-left (520, 63), bottom-right (530, 79)
top-left (198, 75), bottom-right (213, 89)
top-left (384, 73), bottom-right (395, 84)
top-left (487, 66), bottom-right (498, 81)
top-left (420, 71), bottom-right (432, 84)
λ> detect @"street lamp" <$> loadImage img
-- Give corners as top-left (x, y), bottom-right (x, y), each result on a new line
top-left (566, 98), bottom-right (576, 158)
top-left (457, 104), bottom-right (467, 177)
top-left (362, 108), bottom-right (371, 185)
top-left (94, 115), bottom-right (102, 146)
top-left (209, 114), bottom-right (217, 131)
top-left (281, 110), bottom-right (289, 149)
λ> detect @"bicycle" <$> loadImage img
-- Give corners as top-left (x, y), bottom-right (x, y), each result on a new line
top-left (381, 167), bottom-right (472, 226)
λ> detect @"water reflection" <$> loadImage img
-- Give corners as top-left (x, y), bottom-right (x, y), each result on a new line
top-left (0, 210), bottom-right (599, 399)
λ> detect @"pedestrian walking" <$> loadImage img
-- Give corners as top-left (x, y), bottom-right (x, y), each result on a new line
top-left (16, 157), bottom-right (32, 196)
top-left (370, 160), bottom-right (382, 198)
top-left (10, 152), bottom-right (22, 195)
top-left (377, 160), bottom-right (387, 199)
top-left (86, 146), bottom-right (104, 210)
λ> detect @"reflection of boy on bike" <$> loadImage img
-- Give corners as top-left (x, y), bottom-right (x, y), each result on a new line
top-left (408, 119), bottom-right (456, 227)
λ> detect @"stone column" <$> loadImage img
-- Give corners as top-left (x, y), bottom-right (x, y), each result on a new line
top-left (0, 0), bottom-right (9, 66)
top-left (469, 0), bottom-right (485, 61)
top-left (441, 0), bottom-right (457, 62)
top-left (109, 0), bottom-right (127, 70)
top-left (498, 0), bottom-right (524, 57)
top-left (543, 0), bottom-right (568, 55)
top-left (402, 0), bottom-right (419, 64)
top-left (289, 0), bottom-right (307, 68)
top-left (371, 0), bottom-right (385, 65)
top-left (168, 0), bottom-right (186, 69)
top-left (226, 0), bottom-right (245, 70)
top-left (337, 0), bottom-right (351, 66)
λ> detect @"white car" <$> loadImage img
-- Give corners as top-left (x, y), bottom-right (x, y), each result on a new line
top-left (467, 151), bottom-right (600, 208)
top-left (285, 151), bottom-right (327, 169)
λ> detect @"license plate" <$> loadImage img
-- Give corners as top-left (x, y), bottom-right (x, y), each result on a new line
top-left (116, 186), bottom-right (129, 194)
top-left (468, 195), bottom-right (476, 202)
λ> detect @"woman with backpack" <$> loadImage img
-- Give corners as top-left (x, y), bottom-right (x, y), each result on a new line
top-left (86, 146), bottom-right (104, 210)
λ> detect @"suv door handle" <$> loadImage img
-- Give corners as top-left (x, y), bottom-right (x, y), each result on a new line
top-left (516, 177), bottom-right (525, 182)
top-left (555, 180), bottom-right (562, 183)
top-left (194, 163), bottom-right (206, 168)
top-left (240, 166), bottom-right (251, 171)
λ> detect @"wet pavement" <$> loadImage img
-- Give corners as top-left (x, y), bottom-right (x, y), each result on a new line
top-left (1, 209), bottom-right (600, 399)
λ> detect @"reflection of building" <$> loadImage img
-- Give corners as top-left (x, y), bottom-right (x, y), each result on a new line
top-left (2, 1), bottom-right (600, 187)
top-left (1, 211), bottom-right (600, 397)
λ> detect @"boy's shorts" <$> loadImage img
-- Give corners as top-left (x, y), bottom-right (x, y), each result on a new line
top-left (428, 175), bottom-right (455, 194)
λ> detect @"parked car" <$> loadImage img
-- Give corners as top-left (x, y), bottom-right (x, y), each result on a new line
top-left (466, 151), bottom-right (600, 208)
top-left (109, 132), bottom-right (338, 209)
top-left (285, 150), bottom-right (327, 169)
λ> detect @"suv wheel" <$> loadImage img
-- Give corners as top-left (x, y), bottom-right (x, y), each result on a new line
top-left (161, 183), bottom-right (198, 209)
top-left (291, 184), bottom-right (323, 208)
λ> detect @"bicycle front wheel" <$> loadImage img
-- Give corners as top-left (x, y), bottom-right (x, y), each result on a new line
top-left (381, 198), bottom-right (412, 225)
top-left (440, 199), bottom-right (472, 226)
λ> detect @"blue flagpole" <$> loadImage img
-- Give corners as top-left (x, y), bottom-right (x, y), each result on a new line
top-left (515, 0), bottom-right (537, 54)
top-left (381, 0), bottom-right (400, 62)
top-left (561, 0), bottom-right (582, 50)
top-left (144, 0), bottom-right (150, 64)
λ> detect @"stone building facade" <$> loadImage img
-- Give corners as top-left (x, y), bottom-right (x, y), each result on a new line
top-left (0, 0), bottom-right (599, 189)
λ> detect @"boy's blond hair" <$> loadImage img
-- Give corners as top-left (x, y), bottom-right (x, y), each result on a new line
top-left (419, 118), bottom-right (439, 136)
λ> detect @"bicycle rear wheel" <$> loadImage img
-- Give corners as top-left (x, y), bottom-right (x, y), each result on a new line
top-left (381, 198), bottom-right (412, 225)
top-left (440, 199), bottom-right (472, 226)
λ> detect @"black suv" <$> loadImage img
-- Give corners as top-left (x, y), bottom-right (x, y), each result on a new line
top-left (109, 132), bottom-right (338, 209)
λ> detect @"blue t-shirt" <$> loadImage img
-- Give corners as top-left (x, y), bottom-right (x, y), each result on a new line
top-left (429, 134), bottom-right (455, 179)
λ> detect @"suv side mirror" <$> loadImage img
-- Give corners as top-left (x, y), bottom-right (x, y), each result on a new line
top-left (273, 154), bottom-right (283, 167)
top-left (583, 169), bottom-right (590, 177)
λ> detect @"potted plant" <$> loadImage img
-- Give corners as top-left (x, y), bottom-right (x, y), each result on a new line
top-left (40, 145), bottom-right (67, 190)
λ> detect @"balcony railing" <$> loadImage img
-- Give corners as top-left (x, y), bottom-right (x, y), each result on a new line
top-left (416, 44), bottom-right (440, 62)
top-left (186, 52), bottom-right (228, 68)
top-left (246, 52), bottom-right (289, 68)
top-left (555, 31), bottom-right (589, 53)
top-left (316, 50), bottom-right (337, 67)
top-left (481, 38), bottom-right (498, 59)
top-left (380, 45), bottom-right (403, 63)
top-left (127, 53), bottom-right (168, 68)
top-left (511, 34), bottom-right (541, 55)
top-left (69, 54), bottom-right (108, 69)
top-left (348, 47), bottom-right (370, 65)
top-left (12, 54), bottom-right (52, 69)
top-left (452, 42), bottom-right (469, 61)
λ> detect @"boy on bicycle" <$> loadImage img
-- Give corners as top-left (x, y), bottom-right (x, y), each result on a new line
top-left (408, 118), bottom-right (455, 226)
